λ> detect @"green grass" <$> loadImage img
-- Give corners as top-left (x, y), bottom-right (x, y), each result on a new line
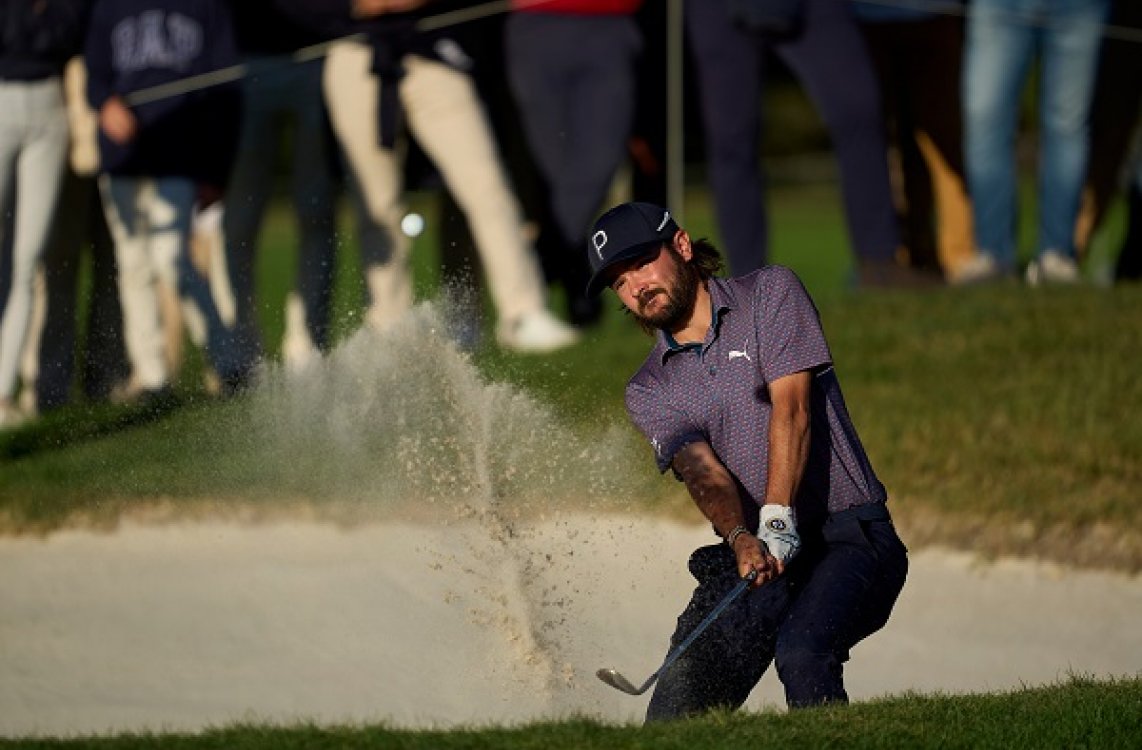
top-left (3, 677), bottom-right (1140, 748)
top-left (1, 183), bottom-right (1139, 568)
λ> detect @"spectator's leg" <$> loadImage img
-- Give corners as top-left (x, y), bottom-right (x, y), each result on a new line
top-left (82, 179), bottom-right (128, 400)
top-left (963, 0), bottom-right (1035, 270)
top-left (0, 81), bottom-right (68, 404)
top-left (1035, 0), bottom-right (1110, 261)
top-left (148, 177), bottom-right (242, 384)
top-left (101, 176), bottom-right (168, 392)
top-left (400, 55), bottom-right (546, 327)
top-left (860, 21), bottom-right (937, 270)
top-left (777, 0), bottom-right (899, 265)
top-left (323, 40), bottom-right (412, 333)
top-left (506, 13), bottom-right (638, 324)
top-left (684, 0), bottom-right (768, 275)
top-left (31, 166), bottom-right (87, 411)
top-left (222, 58), bottom-right (280, 363)
top-left (288, 58), bottom-right (338, 352)
top-left (908, 17), bottom-right (974, 276)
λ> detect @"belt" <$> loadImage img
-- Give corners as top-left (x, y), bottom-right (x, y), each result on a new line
top-left (825, 503), bottom-right (891, 526)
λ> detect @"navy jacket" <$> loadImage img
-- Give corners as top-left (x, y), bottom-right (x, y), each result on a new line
top-left (0, 0), bottom-right (89, 81)
top-left (85, 0), bottom-right (240, 187)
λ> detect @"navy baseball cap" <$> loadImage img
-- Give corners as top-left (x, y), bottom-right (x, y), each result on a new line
top-left (585, 202), bottom-right (679, 297)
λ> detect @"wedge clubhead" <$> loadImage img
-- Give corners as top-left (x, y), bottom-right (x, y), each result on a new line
top-left (596, 667), bottom-right (652, 696)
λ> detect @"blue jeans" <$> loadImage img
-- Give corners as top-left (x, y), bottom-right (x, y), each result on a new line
top-left (963, 0), bottom-right (1110, 267)
top-left (645, 504), bottom-right (908, 719)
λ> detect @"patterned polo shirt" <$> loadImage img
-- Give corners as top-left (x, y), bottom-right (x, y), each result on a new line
top-left (625, 265), bottom-right (887, 530)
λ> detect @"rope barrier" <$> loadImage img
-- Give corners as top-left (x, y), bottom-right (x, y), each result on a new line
top-left (122, 0), bottom-right (1141, 107)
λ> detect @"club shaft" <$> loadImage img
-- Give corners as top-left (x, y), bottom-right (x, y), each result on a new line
top-left (636, 575), bottom-right (753, 693)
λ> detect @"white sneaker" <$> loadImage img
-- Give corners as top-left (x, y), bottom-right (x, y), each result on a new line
top-left (496, 309), bottom-right (581, 353)
top-left (282, 292), bottom-right (320, 372)
top-left (1026, 250), bottom-right (1081, 287)
top-left (949, 252), bottom-right (1003, 285)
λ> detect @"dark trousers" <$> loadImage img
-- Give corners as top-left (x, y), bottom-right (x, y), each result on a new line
top-left (685, 0), bottom-right (899, 274)
top-left (646, 504), bottom-right (908, 721)
top-left (38, 168), bottom-right (126, 408)
top-left (506, 13), bottom-right (641, 319)
top-left (861, 16), bottom-right (968, 275)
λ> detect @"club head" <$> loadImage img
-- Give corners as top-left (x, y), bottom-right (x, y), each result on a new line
top-left (596, 667), bottom-right (647, 695)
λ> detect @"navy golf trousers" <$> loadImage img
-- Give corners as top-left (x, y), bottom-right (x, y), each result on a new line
top-left (645, 503), bottom-right (908, 721)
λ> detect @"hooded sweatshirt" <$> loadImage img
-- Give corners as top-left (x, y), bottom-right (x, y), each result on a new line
top-left (85, 0), bottom-right (240, 187)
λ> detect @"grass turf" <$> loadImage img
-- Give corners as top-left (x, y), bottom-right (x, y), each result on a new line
top-left (3, 676), bottom-right (1140, 748)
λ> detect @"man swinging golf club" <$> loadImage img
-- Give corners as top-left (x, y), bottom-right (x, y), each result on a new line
top-left (588, 202), bottom-right (908, 720)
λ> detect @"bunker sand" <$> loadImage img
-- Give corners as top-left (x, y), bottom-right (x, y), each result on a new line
top-left (2, 516), bottom-right (1141, 737)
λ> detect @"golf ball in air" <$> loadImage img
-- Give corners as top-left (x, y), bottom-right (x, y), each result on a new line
top-left (401, 212), bottom-right (425, 237)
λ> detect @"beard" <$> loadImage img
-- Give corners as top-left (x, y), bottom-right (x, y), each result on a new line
top-left (631, 251), bottom-right (700, 332)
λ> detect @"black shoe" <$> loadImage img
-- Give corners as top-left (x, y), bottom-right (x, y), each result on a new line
top-left (219, 367), bottom-right (255, 399)
top-left (136, 385), bottom-right (178, 414)
top-left (856, 258), bottom-right (945, 289)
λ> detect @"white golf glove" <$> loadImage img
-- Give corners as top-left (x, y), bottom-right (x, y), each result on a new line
top-left (759, 504), bottom-right (800, 565)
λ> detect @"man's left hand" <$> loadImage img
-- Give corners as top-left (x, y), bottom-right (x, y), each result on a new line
top-left (759, 504), bottom-right (800, 565)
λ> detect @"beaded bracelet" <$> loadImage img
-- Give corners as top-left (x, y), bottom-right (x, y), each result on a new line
top-left (726, 525), bottom-right (750, 548)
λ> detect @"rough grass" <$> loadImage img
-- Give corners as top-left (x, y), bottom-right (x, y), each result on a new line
top-left (4, 676), bottom-right (1140, 748)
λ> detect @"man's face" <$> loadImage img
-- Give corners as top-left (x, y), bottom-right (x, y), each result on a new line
top-left (609, 242), bottom-right (699, 332)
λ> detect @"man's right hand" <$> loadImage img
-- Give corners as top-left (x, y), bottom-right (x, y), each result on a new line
top-left (731, 530), bottom-right (781, 586)
top-left (99, 96), bottom-right (137, 145)
top-left (351, 0), bottom-right (429, 17)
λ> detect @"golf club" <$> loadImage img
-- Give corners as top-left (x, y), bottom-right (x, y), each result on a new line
top-left (596, 570), bottom-right (758, 696)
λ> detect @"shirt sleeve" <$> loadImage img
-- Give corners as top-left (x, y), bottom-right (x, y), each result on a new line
top-left (756, 266), bottom-right (832, 383)
top-left (625, 379), bottom-right (705, 475)
top-left (83, 2), bottom-right (113, 110)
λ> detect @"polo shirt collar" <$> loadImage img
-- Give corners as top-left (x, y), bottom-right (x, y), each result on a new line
top-left (658, 278), bottom-right (735, 363)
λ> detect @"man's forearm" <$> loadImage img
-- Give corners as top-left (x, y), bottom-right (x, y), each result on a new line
top-left (765, 402), bottom-right (809, 507)
top-left (764, 372), bottom-right (812, 507)
top-left (673, 441), bottom-right (748, 538)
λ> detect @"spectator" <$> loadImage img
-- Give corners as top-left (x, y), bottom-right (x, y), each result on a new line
top-left (278, 0), bottom-right (581, 353)
top-left (0, 0), bottom-right (87, 428)
top-left (962, 0), bottom-right (1111, 284)
top-left (686, 0), bottom-right (931, 287)
top-left (18, 55), bottom-right (128, 415)
top-left (505, 0), bottom-right (644, 326)
top-left (85, 0), bottom-right (248, 401)
top-left (221, 0), bottom-right (339, 372)
top-left (853, 0), bottom-right (983, 284)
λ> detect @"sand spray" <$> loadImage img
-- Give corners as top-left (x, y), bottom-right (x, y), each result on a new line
top-left (240, 302), bottom-right (656, 711)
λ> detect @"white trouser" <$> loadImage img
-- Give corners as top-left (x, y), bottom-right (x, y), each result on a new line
top-left (0, 77), bottom-right (68, 401)
top-left (100, 175), bottom-right (238, 389)
top-left (323, 42), bottom-right (547, 330)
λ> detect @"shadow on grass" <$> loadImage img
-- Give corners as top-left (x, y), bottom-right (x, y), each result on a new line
top-left (0, 393), bottom-right (189, 463)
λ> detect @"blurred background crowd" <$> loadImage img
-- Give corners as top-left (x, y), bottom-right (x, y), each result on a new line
top-left (0, 0), bottom-right (1139, 430)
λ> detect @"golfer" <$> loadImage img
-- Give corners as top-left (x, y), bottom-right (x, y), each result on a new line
top-left (586, 202), bottom-right (908, 720)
